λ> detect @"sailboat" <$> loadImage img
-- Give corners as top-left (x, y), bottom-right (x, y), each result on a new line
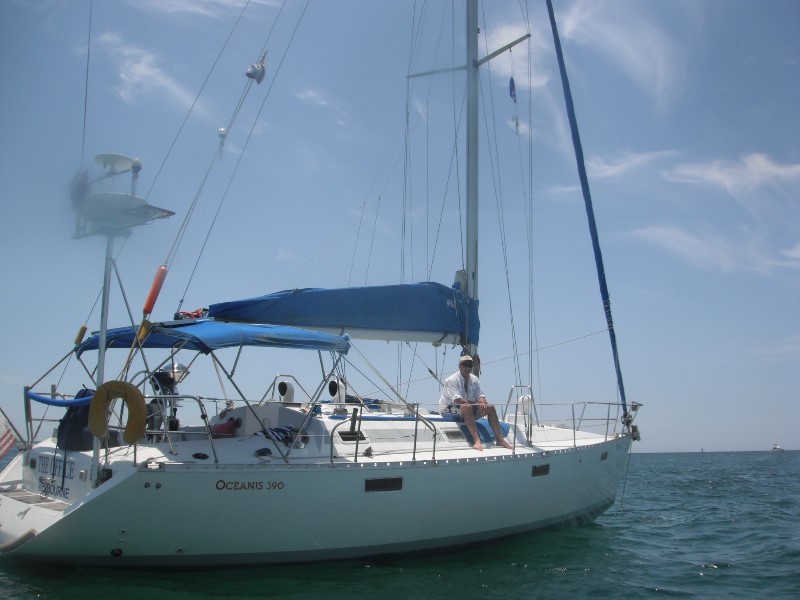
top-left (0, 1), bottom-right (641, 567)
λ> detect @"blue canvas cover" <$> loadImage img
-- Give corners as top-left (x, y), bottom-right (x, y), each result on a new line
top-left (75, 320), bottom-right (350, 357)
top-left (207, 282), bottom-right (479, 345)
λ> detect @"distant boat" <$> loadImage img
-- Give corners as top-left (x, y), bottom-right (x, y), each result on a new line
top-left (771, 443), bottom-right (785, 452)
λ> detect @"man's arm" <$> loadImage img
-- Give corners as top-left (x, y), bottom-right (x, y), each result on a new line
top-left (442, 376), bottom-right (465, 404)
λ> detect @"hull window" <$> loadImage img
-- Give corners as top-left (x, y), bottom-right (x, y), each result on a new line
top-left (365, 477), bottom-right (403, 492)
top-left (532, 464), bottom-right (550, 477)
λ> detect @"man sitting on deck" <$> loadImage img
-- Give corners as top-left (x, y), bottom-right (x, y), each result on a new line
top-left (439, 355), bottom-right (513, 451)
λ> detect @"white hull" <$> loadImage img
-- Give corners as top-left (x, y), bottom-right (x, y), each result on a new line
top-left (0, 410), bottom-right (631, 566)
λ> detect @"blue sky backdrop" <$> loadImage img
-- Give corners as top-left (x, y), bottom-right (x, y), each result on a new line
top-left (0, 0), bottom-right (797, 452)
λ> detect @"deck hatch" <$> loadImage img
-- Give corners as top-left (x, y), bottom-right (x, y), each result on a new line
top-left (444, 430), bottom-right (466, 442)
top-left (338, 431), bottom-right (367, 442)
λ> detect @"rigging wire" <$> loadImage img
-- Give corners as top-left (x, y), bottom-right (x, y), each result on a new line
top-left (546, 0), bottom-right (629, 416)
top-left (80, 0), bottom-right (93, 168)
top-left (288, 123), bottom-right (405, 289)
top-left (299, 1), bottom-right (448, 290)
top-left (618, 441), bottom-right (635, 510)
top-left (360, 327), bottom-right (611, 403)
top-left (347, 198), bottom-right (369, 286)
top-left (143, 0), bottom-right (253, 204)
top-left (364, 194), bottom-right (382, 285)
top-left (478, 2), bottom-right (522, 388)
top-left (176, 0), bottom-right (308, 312)
top-left (427, 90), bottom-right (466, 280)
top-left (406, 0), bottom-right (453, 283)
top-left (405, 0), bottom-right (456, 391)
top-left (522, 10), bottom-right (543, 404)
top-left (506, 3), bottom-right (541, 398)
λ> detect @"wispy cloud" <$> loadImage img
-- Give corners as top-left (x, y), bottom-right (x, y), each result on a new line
top-left (506, 117), bottom-right (532, 139)
top-left (295, 89), bottom-right (348, 125)
top-left (540, 150), bottom-right (672, 193)
top-left (558, 0), bottom-right (682, 110)
top-left (666, 153), bottom-right (800, 200)
top-left (485, 23), bottom-right (551, 92)
top-left (629, 225), bottom-right (737, 271)
top-left (132, 0), bottom-right (277, 18)
top-left (665, 153), bottom-right (800, 231)
top-left (587, 150), bottom-right (674, 179)
top-left (781, 242), bottom-right (800, 261)
top-left (411, 98), bottom-right (428, 123)
top-left (630, 222), bottom-right (800, 274)
top-left (97, 32), bottom-right (200, 113)
top-left (629, 153), bottom-right (800, 274)
top-left (753, 333), bottom-right (800, 363)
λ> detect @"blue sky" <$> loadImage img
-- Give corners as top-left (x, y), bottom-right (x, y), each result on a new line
top-left (0, 0), bottom-right (797, 453)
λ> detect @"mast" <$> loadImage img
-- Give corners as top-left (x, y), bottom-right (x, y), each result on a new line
top-left (465, 0), bottom-right (479, 319)
top-left (408, 2), bottom-right (528, 364)
top-left (464, 1), bottom-right (529, 365)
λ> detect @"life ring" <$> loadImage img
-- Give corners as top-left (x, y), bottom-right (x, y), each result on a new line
top-left (88, 380), bottom-right (147, 445)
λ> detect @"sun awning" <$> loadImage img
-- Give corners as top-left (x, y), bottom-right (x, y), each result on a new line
top-left (75, 319), bottom-right (350, 357)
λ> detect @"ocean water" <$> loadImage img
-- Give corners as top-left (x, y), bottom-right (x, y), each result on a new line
top-left (0, 451), bottom-right (797, 599)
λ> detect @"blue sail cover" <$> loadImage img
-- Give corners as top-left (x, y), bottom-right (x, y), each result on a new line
top-left (207, 282), bottom-right (479, 346)
top-left (75, 320), bottom-right (350, 357)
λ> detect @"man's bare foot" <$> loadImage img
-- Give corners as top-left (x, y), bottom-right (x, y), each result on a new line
top-left (472, 440), bottom-right (484, 451)
top-left (498, 438), bottom-right (513, 450)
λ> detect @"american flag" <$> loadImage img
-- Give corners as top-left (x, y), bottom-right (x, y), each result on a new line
top-left (0, 413), bottom-right (19, 460)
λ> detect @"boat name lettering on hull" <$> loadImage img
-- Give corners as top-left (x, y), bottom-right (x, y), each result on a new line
top-left (38, 477), bottom-right (70, 499)
top-left (37, 456), bottom-right (76, 480)
top-left (215, 480), bottom-right (285, 491)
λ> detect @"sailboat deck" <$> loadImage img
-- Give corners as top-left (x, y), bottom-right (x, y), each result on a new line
top-left (0, 487), bottom-right (69, 512)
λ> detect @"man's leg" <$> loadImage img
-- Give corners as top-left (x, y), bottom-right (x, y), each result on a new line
top-left (486, 405), bottom-right (513, 449)
top-left (459, 403), bottom-right (483, 450)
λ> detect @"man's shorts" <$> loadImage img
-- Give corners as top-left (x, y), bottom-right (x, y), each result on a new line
top-left (441, 402), bottom-right (485, 420)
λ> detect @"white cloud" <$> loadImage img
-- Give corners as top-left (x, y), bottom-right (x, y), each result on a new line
top-left (630, 223), bottom-right (800, 274)
top-left (587, 150), bottom-right (674, 179)
top-left (132, 0), bottom-right (277, 18)
top-left (506, 117), bottom-right (531, 139)
top-left (97, 32), bottom-right (199, 113)
top-left (646, 154), bottom-right (800, 274)
top-left (781, 242), bottom-right (800, 261)
top-left (753, 334), bottom-right (800, 363)
top-left (484, 23), bottom-right (550, 92)
top-left (666, 153), bottom-right (800, 197)
top-left (665, 153), bottom-right (800, 227)
top-left (629, 225), bottom-right (736, 271)
top-left (558, 0), bottom-right (682, 110)
top-left (411, 98), bottom-right (428, 123)
top-left (295, 89), bottom-right (348, 124)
